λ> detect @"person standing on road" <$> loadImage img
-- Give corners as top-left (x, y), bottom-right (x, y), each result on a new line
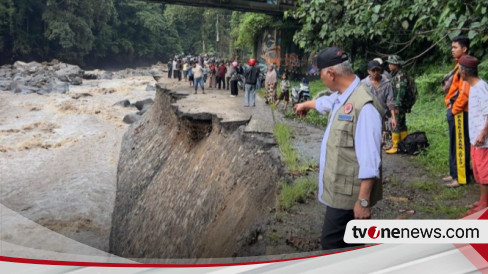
top-left (176, 59), bottom-right (183, 81)
top-left (217, 62), bottom-right (227, 90)
top-left (459, 56), bottom-right (488, 205)
top-left (265, 64), bottom-right (277, 104)
top-left (244, 58), bottom-right (260, 107)
top-left (209, 62), bottom-right (216, 88)
top-left (275, 73), bottom-right (291, 111)
top-left (167, 58), bottom-right (173, 79)
top-left (225, 61), bottom-right (232, 91)
top-left (187, 62), bottom-right (194, 87)
top-left (362, 60), bottom-right (397, 149)
top-left (443, 36), bottom-right (472, 188)
top-left (255, 60), bottom-right (264, 92)
top-left (192, 62), bottom-right (205, 94)
top-left (229, 61), bottom-right (239, 97)
top-left (294, 47), bottom-right (385, 250)
top-left (202, 63), bottom-right (208, 84)
top-left (172, 58), bottom-right (178, 79)
top-left (385, 55), bottom-right (409, 154)
top-left (183, 61), bottom-right (188, 81)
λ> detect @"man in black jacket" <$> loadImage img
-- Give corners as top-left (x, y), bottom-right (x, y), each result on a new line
top-left (244, 58), bottom-right (260, 107)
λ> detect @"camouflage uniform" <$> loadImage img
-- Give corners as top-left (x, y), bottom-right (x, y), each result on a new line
top-left (385, 54), bottom-right (409, 154)
top-left (390, 68), bottom-right (409, 133)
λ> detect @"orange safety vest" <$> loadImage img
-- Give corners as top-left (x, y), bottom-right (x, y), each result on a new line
top-left (444, 62), bottom-right (470, 114)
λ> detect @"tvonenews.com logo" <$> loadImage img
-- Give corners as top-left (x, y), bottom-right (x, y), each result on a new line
top-left (368, 226), bottom-right (380, 239)
top-left (344, 220), bottom-right (488, 244)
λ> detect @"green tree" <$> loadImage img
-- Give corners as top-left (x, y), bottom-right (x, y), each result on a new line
top-left (0, 0), bottom-right (14, 52)
top-left (234, 12), bottom-right (274, 57)
top-left (9, 0), bottom-right (46, 60)
top-left (111, 0), bottom-right (179, 63)
top-left (287, 0), bottom-right (488, 64)
top-left (164, 5), bottom-right (201, 55)
top-left (42, 0), bottom-right (116, 62)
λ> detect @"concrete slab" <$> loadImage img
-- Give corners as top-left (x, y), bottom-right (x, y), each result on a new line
top-left (244, 96), bottom-right (275, 135)
top-left (164, 85), bottom-right (275, 134)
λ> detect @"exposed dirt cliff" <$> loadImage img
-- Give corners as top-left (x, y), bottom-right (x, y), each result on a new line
top-left (109, 84), bottom-right (283, 258)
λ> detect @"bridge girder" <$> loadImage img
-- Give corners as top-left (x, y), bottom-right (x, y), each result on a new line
top-left (152, 0), bottom-right (296, 16)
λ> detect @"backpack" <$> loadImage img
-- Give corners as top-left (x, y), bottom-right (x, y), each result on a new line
top-left (441, 67), bottom-right (459, 95)
top-left (403, 75), bottom-right (418, 113)
top-left (398, 131), bottom-right (429, 155)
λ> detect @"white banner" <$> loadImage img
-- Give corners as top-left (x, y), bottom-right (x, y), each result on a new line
top-left (345, 220), bottom-right (488, 244)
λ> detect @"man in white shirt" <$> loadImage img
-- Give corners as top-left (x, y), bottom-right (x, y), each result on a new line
top-left (192, 62), bottom-right (205, 94)
top-left (294, 47), bottom-right (384, 250)
top-left (172, 58), bottom-right (178, 79)
top-left (459, 55), bottom-right (488, 202)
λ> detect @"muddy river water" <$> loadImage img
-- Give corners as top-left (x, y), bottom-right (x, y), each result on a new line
top-left (0, 74), bottom-right (175, 252)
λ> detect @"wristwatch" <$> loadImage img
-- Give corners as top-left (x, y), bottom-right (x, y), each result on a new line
top-left (358, 198), bottom-right (370, 208)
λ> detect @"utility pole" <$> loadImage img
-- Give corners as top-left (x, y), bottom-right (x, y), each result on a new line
top-left (202, 26), bottom-right (206, 54)
top-left (216, 14), bottom-right (220, 57)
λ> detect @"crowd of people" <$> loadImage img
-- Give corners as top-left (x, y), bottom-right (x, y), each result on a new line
top-left (166, 54), bottom-right (282, 108)
top-left (294, 35), bottom-right (488, 251)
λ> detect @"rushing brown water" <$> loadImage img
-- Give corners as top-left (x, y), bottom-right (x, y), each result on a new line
top-left (0, 74), bottom-right (167, 251)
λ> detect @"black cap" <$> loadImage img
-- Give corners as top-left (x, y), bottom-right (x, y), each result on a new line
top-left (367, 60), bottom-right (381, 70)
top-left (317, 47), bottom-right (349, 70)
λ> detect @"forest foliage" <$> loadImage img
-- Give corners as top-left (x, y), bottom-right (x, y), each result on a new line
top-left (0, 0), bottom-right (233, 67)
top-left (287, 0), bottom-right (488, 65)
top-left (1, 1), bottom-right (487, 69)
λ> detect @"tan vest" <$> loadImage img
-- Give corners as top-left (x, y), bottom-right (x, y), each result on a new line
top-left (321, 83), bottom-right (386, 209)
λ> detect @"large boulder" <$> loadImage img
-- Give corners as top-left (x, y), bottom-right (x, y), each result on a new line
top-left (2, 60), bottom-right (82, 94)
top-left (114, 99), bottom-right (131, 108)
top-left (0, 80), bottom-right (11, 91)
top-left (122, 113), bottom-right (141, 124)
top-left (134, 98), bottom-right (154, 111)
top-left (12, 83), bottom-right (39, 94)
top-left (40, 78), bottom-right (69, 94)
top-left (54, 63), bottom-right (84, 85)
top-left (83, 71), bottom-right (100, 80)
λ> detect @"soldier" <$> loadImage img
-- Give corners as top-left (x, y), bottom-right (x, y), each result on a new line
top-left (385, 55), bottom-right (409, 154)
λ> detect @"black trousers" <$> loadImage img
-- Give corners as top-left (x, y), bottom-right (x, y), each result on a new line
top-left (167, 69), bottom-right (172, 78)
top-left (447, 109), bottom-right (471, 183)
top-left (217, 76), bottom-right (225, 89)
top-left (230, 80), bottom-right (238, 96)
top-left (321, 206), bottom-right (359, 250)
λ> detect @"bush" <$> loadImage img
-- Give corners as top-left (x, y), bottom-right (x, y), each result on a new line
top-left (415, 73), bottom-right (445, 96)
top-left (478, 58), bottom-right (488, 80)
